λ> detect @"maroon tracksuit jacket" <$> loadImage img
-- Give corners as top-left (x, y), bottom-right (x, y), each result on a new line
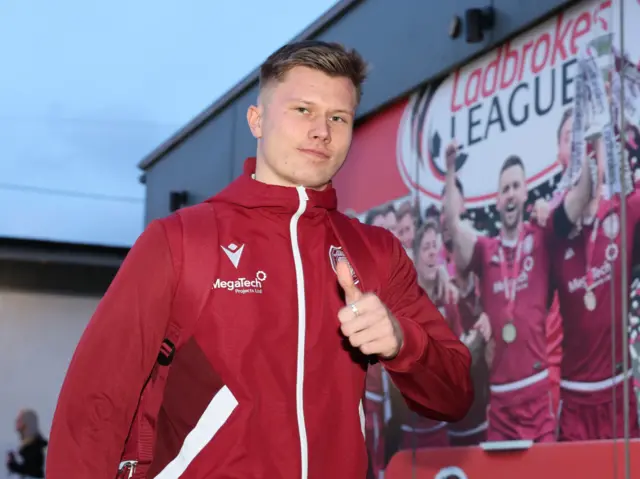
top-left (47, 158), bottom-right (473, 478)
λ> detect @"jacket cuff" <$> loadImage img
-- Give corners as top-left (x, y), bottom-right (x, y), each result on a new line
top-left (380, 317), bottom-right (427, 373)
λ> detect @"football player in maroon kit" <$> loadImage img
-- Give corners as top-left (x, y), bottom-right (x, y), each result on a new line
top-left (532, 108), bottom-right (575, 417)
top-left (439, 180), bottom-right (490, 445)
top-left (548, 140), bottom-right (640, 441)
top-left (443, 142), bottom-right (593, 442)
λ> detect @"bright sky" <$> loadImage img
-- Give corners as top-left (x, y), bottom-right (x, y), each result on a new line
top-left (0, 0), bottom-right (337, 247)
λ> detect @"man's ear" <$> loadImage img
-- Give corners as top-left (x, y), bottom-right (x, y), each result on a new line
top-left (247, 105), bottom-right (262, 139)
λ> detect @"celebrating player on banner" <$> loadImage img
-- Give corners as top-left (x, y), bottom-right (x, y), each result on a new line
top-left (443, 139), bottom-right (593, 442)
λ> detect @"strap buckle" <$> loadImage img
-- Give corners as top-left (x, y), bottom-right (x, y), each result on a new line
top-left (118, 460), bottom-right (138, 479)
top-left (157, 338), bottom-right (175, 366)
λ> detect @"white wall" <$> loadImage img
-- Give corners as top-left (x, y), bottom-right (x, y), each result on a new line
top-left (0, 289), bottom-right (98, 457)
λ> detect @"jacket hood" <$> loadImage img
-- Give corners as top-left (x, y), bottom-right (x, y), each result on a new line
top-left (210, 157), bottom-right (338, 213)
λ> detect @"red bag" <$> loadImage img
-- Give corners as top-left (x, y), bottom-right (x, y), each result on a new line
top-left (117, 202), bottom-right (220, 479)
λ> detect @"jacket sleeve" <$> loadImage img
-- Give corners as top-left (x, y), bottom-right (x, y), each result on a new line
top-left (46, 219), bottom-right (177, 478)
top-left (7, 444), bottom-right (44, 477)
top-left (379, 233), bottom-right (473, 423)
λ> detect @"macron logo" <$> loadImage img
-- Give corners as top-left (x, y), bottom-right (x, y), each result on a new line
top-left (220, 243), bottom-right (245, 269)
top-left (565, 248), bottom-right (575, 260)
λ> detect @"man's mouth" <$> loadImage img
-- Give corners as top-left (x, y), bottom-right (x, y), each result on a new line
top-left (506, 203), bottom-right (517, 213)
top-left (298, 148), bottom-right (330, 160)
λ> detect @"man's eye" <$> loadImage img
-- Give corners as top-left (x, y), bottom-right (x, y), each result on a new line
top-left (296, 107), bottom-right (309, 114)
top-left (331, 116), bottom-right (346, 123)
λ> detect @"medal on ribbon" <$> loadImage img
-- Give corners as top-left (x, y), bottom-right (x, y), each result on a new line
top-left (498, 229), bottom-right (527, 344)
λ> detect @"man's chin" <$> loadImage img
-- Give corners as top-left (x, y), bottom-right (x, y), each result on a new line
top-left (293, 174), bottom-right (333, 190)
top-left (294, 169), bottom-right (339, 190)
top-left (504, 218), bottom-right (521, 231)
top-left (424, 271), bottom-right (438, 283)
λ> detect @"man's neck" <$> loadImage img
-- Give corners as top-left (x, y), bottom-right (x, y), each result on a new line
top-left (501, 220), bottom-right (522, 243)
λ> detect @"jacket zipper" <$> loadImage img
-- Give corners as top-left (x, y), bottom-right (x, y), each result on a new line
top-left (291, 186), bottom-right (309, 479)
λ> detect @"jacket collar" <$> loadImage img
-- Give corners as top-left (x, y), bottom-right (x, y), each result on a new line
top-left (211, 157), bottom-right (338, 213)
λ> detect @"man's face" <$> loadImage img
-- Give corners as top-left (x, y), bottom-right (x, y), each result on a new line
top-left (376, 211), bottom-right (397, 232)
top-left (558, 116), bottom-right (573, 170)
top-left (15, 411), bottom-right (24, 434)
top-left (416, 228), bottom-right (440, 282)
top-left (497, 165), bottom-right (527, 232)
top-left (247, 66), bottom-right (357, 190)
top-left (395, 213), bottom-right (416, 249)
top-left (371, 211), bottom-right (397, 231)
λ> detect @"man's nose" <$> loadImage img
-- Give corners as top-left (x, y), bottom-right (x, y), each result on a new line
top-left (309, 118), bottom-right (331, 142)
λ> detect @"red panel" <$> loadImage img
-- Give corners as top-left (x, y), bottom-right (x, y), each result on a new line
top-left (386, 439), bottom-right (640, 478)
top-left (333, 99), bottom-right (410, 214)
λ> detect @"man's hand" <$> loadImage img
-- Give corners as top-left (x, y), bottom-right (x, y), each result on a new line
top-left (472, 312), bottom-right (491, 342)
top-left (530, 198), bottom-right (551, 227)
top-left (436, 266), bottom-right (459, 305)
top-left (336, 261), bottom-right (404, 359)
top-left (461, 329), bottom-right (485, 365)
top-left (485, 338), bottom-right (496, 368)
top-left (445, 141), bottom-right (458, 172)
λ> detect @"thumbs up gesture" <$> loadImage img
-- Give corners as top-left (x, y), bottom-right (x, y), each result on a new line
top-left (336, 260), bottom-right (404, 359)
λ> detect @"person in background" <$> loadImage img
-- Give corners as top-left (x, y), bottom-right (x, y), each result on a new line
top-left (365, 204), bottom-right (397, 233)
top-left (436, 184), bottom-right (490, 446)
top-left (392, 219), bottom-right (455, 450)
top-left (547, 138), bottom-right (640, 441)
top-left (439, 178), bottom-right (467, 279)
top-left (6, 409), bottom-right (47, 478)
top-left (394, 200), bottom-right (418, 260)
top-left (529, 109), bottom-right (574, 419)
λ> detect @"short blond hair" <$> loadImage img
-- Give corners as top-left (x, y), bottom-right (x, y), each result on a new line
top-left (259, 40), bottom-right (368, 103)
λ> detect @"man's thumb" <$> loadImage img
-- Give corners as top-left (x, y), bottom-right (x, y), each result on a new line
top-left (336, 260), bottom-right (362, 302)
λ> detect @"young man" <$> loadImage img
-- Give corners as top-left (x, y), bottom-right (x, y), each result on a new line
top-left (443, 142), bottom-right (591, 442)
top-left (46, 41), bottom-right (473, 479)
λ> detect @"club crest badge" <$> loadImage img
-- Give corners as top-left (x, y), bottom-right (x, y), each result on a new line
top-left (329, 245), bottom-right (359, 285)
top-left (523, 256), bottom-right (535, 272)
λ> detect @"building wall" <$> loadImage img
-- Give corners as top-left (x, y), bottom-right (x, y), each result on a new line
top-left (0, 289), bottom-right (99, 455)
top-left (142, 0), bottom-right (575, 224)
top-left (0, 258), bottom-right (120, 456)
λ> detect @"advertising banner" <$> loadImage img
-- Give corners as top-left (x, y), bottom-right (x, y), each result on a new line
top-left (332, 0), bottom-right (640, 476)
